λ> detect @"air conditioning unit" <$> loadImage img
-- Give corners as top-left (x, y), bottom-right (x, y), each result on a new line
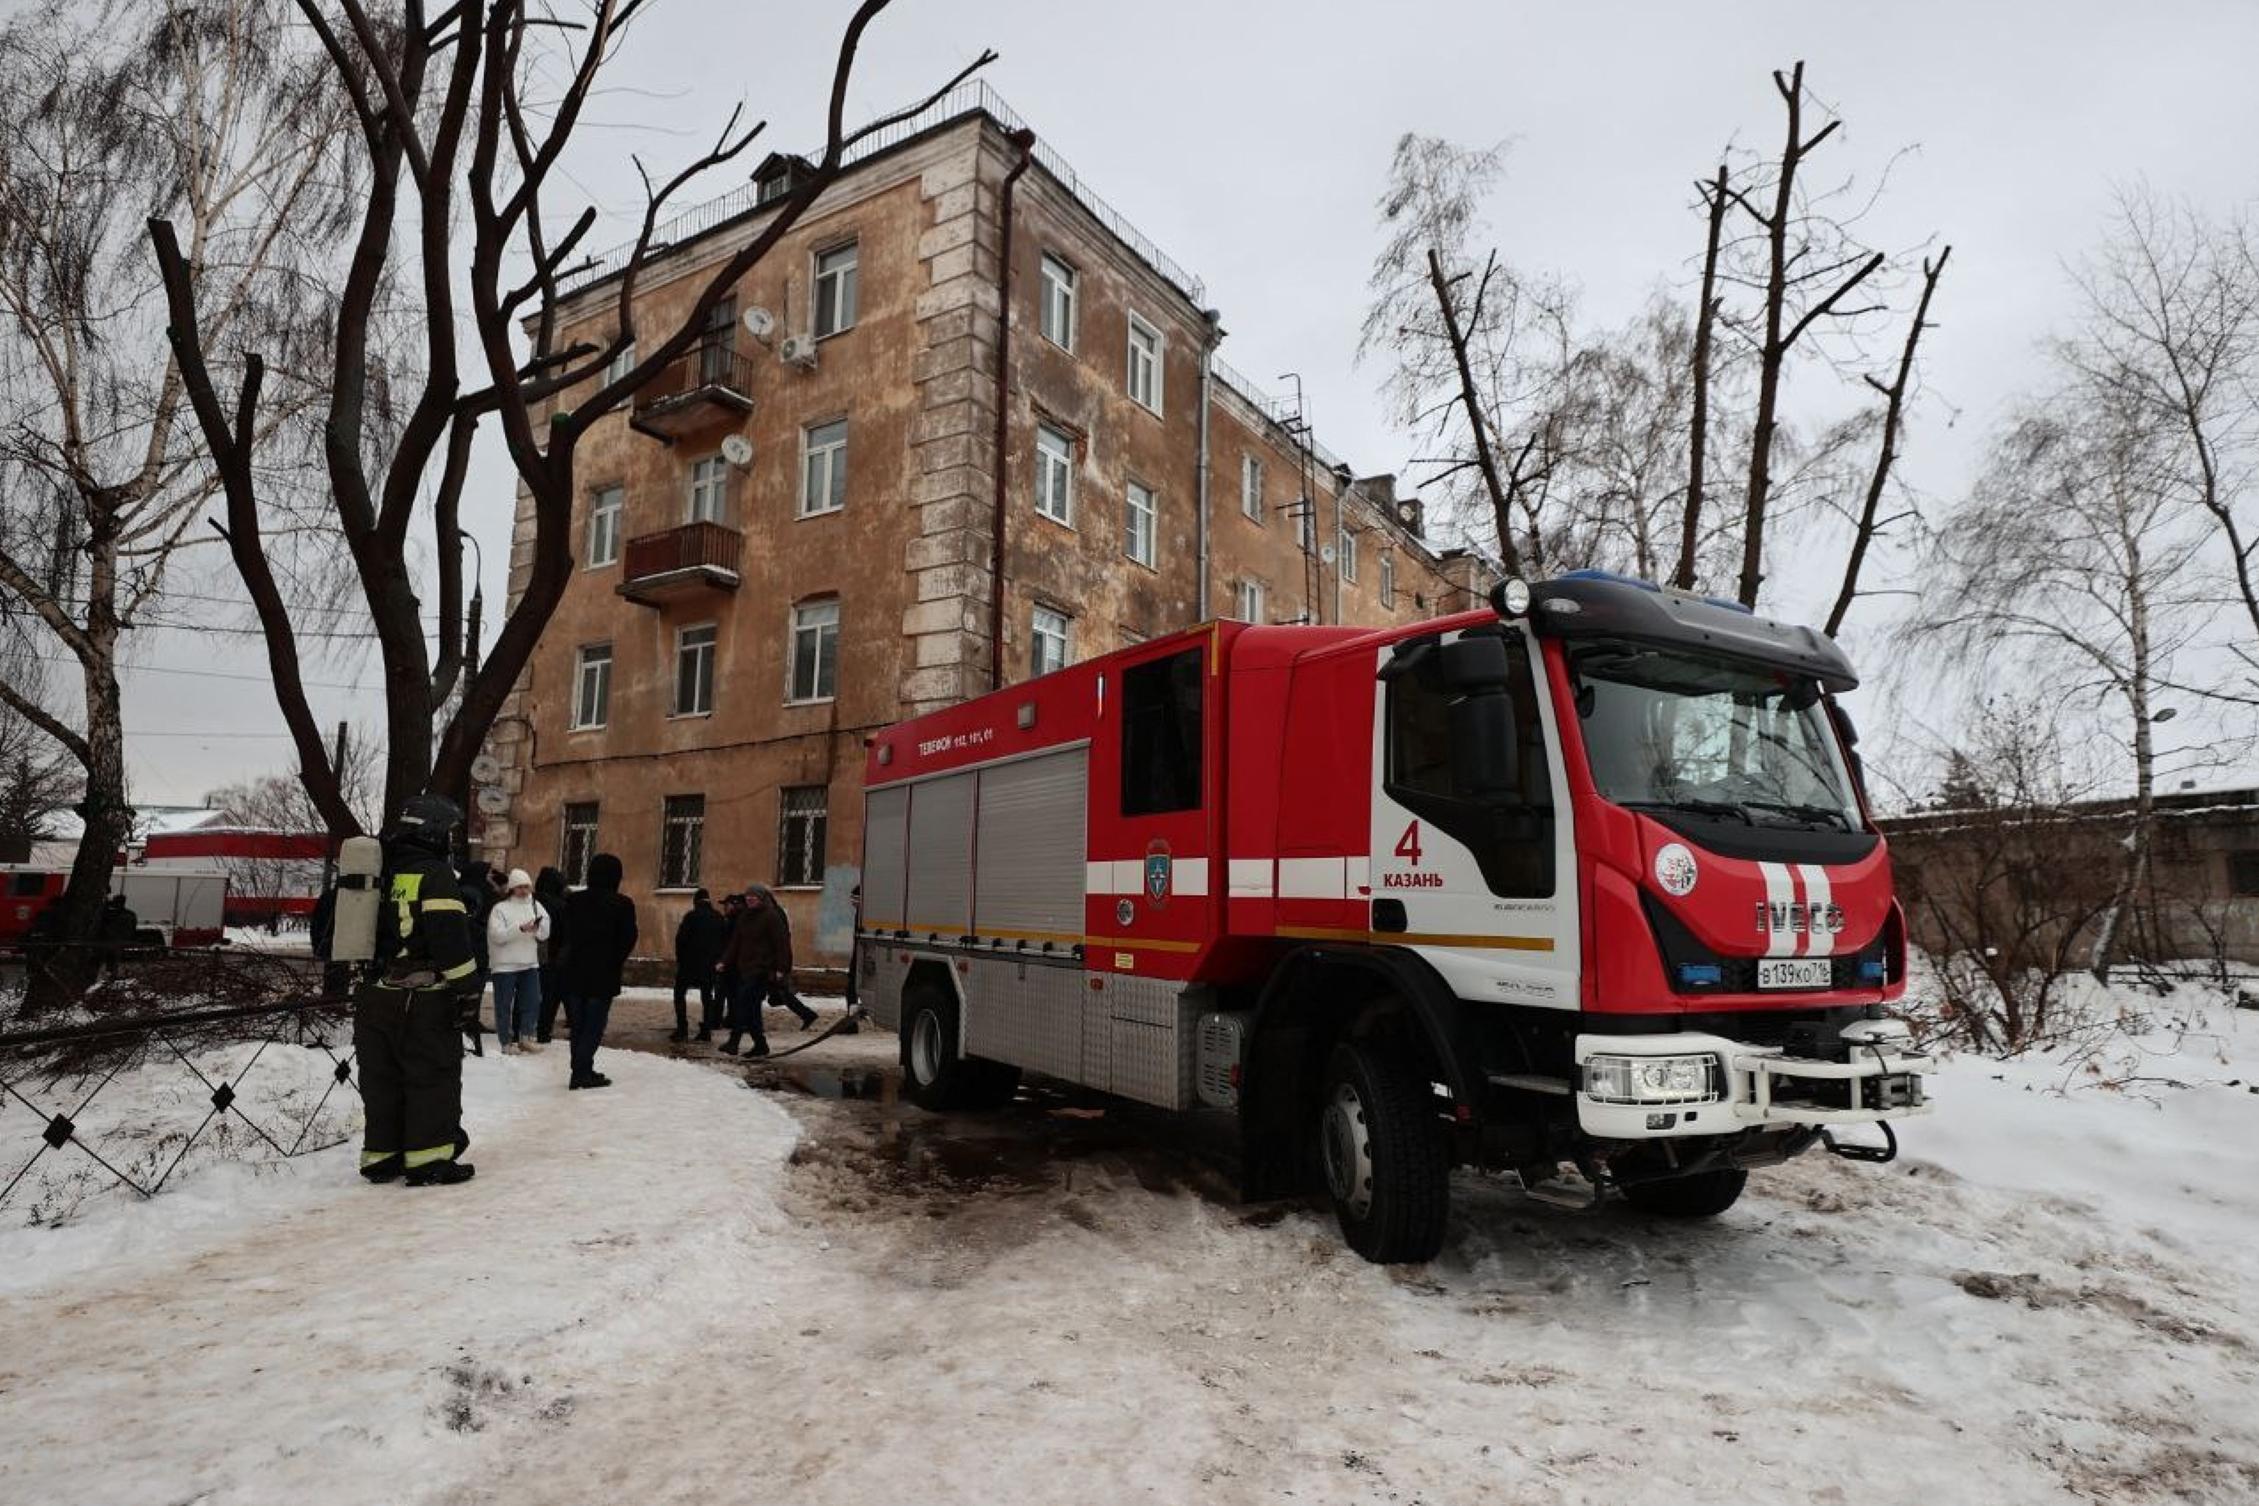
top-left (778, 332), bottom-right (818, 369)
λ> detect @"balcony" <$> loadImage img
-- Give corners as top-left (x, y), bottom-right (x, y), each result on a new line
top-left (617, 521), bottom-right (744, 606)
top-left (629, 342), bottom-right (757, 444)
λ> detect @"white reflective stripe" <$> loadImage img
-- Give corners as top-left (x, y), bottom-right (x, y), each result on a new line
top-left (1345, 855), bottom-right (1371, 894)
top-left (1172, 858), bottom-right (1209, 897)
top-left (1084, 862), bottom-right (1112, 894)
top-left (1277, 857), bottom-right (1346, 900)
top-left (1228, 858), bottom-right (1273, 897)
top-left (1797, 864), bottom-right (1834, 956)
top-left (1758, 861), bottom-right (1796, 956)
top-left (1114, 859), bottom-right (1144, 895)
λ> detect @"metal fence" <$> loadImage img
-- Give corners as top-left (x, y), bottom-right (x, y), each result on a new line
top-left (0, 956), bottom-right (355, 1217)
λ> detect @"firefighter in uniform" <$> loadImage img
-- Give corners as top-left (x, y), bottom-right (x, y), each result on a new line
top-left (356, 793), bottom-right (482, 1187)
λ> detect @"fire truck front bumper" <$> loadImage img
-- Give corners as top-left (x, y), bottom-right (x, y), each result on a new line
top-left (1571, 1021), bottom-right (1935, 1141)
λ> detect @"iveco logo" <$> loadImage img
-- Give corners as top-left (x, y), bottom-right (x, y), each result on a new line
top-left (1755, 900), bottom-right (1845, 935)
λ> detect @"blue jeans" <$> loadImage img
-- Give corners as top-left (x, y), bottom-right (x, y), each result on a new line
top-left (491, 970), bottom-right (541, 1044)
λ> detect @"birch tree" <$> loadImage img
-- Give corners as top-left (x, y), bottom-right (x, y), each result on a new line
top-left (0, 0), bottom-right (354, 1010)
top-left (1923, 397), bottom-right (2205, 979)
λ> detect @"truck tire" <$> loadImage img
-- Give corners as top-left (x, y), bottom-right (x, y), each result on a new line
top-left (901, 984), bottom-right (1021, 1112)
top-left (1319, 1040), bottom-right (1449, 1264)
top-left (1620, 1167), bottom-right (1747, 1218)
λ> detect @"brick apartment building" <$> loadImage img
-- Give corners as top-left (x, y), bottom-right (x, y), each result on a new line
top-left (480, 85), bottom-right (1498, 961)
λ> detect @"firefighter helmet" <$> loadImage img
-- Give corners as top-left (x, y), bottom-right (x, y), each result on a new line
top-left (395, 792), bottom-right (464, 836)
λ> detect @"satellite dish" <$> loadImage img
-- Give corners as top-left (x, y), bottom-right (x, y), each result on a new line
top-left (475, 786), bottom-right (510, 816)
top-left (742, 305), bottom-right (776, 340)
top-left (720, 433), bottom-right (754, 467)
top-left (1320, 545), bottom-right (1337, 565)
top-left (469, 753), bottom-right (501, 784)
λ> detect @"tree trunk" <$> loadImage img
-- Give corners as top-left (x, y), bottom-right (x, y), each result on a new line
top-left (23, 526), bottom-right (131, 1014)
top-left (1676, 164), bottom-right (1728, 591)
top-left (2090, 552), bottom-right (2155, 982)
top-left (1738, 72), bottom-right (1804, 609)
top-left (1426, 247), bottom-right (1524, 578)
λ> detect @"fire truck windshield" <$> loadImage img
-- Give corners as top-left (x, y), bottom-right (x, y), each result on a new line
top-left (1571, 643), bottom-right (1860, 832)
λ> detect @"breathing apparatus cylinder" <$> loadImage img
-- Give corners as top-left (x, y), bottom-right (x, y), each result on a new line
top-left (329, 835), bottom-right (385, 963)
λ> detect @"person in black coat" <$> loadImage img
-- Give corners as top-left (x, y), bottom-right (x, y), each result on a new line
top-left (558, 852), bottom-right (637, 1090)
top-left (533, 866), bottom-right (570, 1043)
top-left (670, 888), bottom-right (730, 1043)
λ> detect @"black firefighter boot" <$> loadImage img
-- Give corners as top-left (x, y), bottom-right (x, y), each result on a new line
top-left (360, 1154), bottom-right (404, 1184)
top-left (404, 1159), bottom-right (476, 1187)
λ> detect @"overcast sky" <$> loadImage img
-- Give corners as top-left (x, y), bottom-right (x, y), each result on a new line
top-left (117, 0), bottom-right (2259, 809)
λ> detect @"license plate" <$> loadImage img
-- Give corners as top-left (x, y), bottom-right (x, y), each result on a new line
top-left (1757, 957), bottom-right (1832, 990)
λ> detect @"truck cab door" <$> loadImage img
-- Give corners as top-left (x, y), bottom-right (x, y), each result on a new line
top-left (1087, 640), bottom-right (1215, 980)
top-left (1370, 622), bottom-right (1579, 1009)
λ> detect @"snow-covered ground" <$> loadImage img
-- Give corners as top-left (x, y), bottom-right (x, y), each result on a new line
top-left (2, 988), bottom-right (2257, 1504)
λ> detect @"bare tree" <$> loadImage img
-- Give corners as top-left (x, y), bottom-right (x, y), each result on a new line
top-left (1720, 61), bottom-right (1890, 607)
top-left (1674, 164), bottom-right (1729, 590)
top-left (2059, 191), bottom-right (2259, 686)
top-left (1359, 134), bottom-right (1577, 577)
top-left (1825, 247), bottom-right (1949, 635)
top-left (0, 632), bottom-right (78, 856)
top-left (202, 736), bottom-right (378, 926)
top-left (0, 0), bottom-right (354, 1009)
top-left (1923, 394), bottom-right (2207, 980)
top-left (151, 0), bottom-right (993, 843)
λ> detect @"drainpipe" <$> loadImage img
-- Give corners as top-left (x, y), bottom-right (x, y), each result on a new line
top-left (1331, 462), bottom-right (1352, 625)
top-left (989, 127), bottom-right (1037, 691)
top-left (1195, 310), bottom-right (1221, 617)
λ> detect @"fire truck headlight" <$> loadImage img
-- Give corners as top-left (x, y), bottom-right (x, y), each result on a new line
top-left (1583, 1053), bottom-right (1722, 1106)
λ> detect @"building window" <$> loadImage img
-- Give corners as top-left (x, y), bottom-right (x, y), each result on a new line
top-left (1341, 527), bottom-right (1359, 583)
top-left (777, 785), bottom-right (828, 888)
top-left (789, 598), bottom-right (840, 702)
top-left (1380, 552), bottom-right (1397, 610)
top-left (1236, 579), bottom-right (1266, 624)
top-left (689, 454), bottom-right (731, 524)
top-left (602, 340), bottom-right (636, 387)
top-left (560, 802), bottom-right (599, 886)
top-left (586, 485), bottom-right (622, 569)
top-left (572, 643), bottom-right (612, 730)
top-left (814, 242), bottom-right (858, 337)
top-left (1031, 605), bottom-right (1072, 678)
top-left (1035, 423), bottom-right (1075, 525)
top-left (1126, 313), bottom-right (1162, 413)
top-left (696, 296), bottom-right (736, 385)
top-left (1125, 480), bottom-right (1158, 569)
top-left (1039, 253), bottom-right (1077, 350)
top-left (659, 794), bottom-right (705, 889)
top-left (2232, 852), bottom-right (2259, 896)
top-left (801, 419), bottom-right (848, 516)
top-left (674, 623), bottom-right (716, 717)
top-left (1241, 454), bottom-right (1264, 521)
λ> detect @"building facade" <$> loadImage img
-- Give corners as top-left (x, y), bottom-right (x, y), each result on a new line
top-left (482, 89), bottom-right (1498, 961)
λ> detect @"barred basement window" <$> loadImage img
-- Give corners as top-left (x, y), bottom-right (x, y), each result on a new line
top-left (777, 786), bottom-right (827, 888)
top-left (560, 802), bottom-right (599, 886)
top-left (659, 795), bottom-right (705, 889)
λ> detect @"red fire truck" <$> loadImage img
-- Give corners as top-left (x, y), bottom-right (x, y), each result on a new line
top-left (858, 571), bottom-right (1932, 1262)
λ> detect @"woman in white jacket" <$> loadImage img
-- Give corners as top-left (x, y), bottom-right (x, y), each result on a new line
top-left (487, 869), bottom-right (552, 1055)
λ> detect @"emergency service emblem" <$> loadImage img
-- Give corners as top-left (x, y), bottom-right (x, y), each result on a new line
top-left (1144, 840), bottom-right (1173, 906)
top-left (1654, 842), bottom-right (1699, 897)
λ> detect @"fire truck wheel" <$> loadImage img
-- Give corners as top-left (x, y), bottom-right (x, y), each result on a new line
top-left (1619, 1167), bottom-right (1748, 1218)
top-left (902, 987), bottom-right (1021, 1111)
top-left (1319, 1041), bottom-right (1449, 1264)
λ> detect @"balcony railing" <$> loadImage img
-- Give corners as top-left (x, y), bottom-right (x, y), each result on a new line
top-left (629, 343), bottom-right (758, 443)
top-left (617, 520), bottom-right (744, 605)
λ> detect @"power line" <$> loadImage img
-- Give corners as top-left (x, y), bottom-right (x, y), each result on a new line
top-left (26, 651), bottom-right (377, 693)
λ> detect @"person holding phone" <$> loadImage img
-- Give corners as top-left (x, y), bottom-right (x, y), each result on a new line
top-left (485, 869), bottom-right (551, 1055)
